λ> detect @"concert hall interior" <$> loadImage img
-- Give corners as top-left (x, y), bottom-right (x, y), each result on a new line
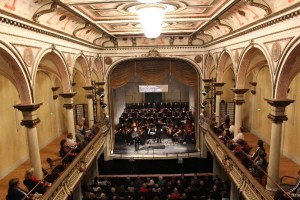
top-left (1, 0), bottom-right (300, 200)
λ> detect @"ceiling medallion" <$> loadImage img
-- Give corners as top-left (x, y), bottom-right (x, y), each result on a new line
top-left (194, 55), bottom-right (202, 63)
top-left (104, 57), bottom-right (112, 65)
top-left (271, 42), bottom-right (281, 62)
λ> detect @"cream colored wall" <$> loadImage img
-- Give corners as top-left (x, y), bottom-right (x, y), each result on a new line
top-left (0, 75), bottom-right (27, 178)
top-left (221, 68), bottom-right (235, 102)
top-left (250, 67), bottom-right (272, 142)
top-left (35, 71), bottom-right (58, 148)
top-left (73, 73), bottom-right (88, 104)
top-left (283, 73), bottom-right (300, 164)
top-left (242, 74), bottom-right (254, 131)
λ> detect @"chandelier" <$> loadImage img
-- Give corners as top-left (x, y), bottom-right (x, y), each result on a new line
top-left (137, 5), bottom-right (165, 38)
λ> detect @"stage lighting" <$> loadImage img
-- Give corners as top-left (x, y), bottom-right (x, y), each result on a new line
top-left (201, 90), bottom-right (207, 96)
top-left (96, 88), bottom-right (105, 98)
top-left (201, 100), bottom-right (208, 109)
top-left (100, 102), bottom-right (107, 108)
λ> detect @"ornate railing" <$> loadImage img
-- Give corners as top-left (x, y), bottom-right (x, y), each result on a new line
top-left (40, 117), bottom-right (110, 200)
top-left (200, 116), bottom-right (273, 200)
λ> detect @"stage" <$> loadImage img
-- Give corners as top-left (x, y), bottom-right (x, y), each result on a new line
top-left (113, 138), bottom-right (196, 155)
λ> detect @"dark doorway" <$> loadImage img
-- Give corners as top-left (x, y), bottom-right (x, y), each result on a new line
top-left (145, 92), bottom-right (162, 103)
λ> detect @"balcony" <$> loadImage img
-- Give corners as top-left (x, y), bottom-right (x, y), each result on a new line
top-left (200, 116), bottom-right (273, 200)
top-left (40, 117), bottom-right (110, 200)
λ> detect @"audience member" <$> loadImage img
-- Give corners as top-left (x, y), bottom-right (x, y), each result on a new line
top-left (23, 168), bottom-right (48, 194)
top-left (249, 151), bottom-right (268, 177)
top-left (6, 178), bottom-right (31, 200)
top-left (251, 139), bottom-right (265, 162)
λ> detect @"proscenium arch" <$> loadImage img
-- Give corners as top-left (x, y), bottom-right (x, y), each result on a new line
top-left (107, 56), bottom-right (202, 150)
top-left (34, 49), bottom-right (72, 93)
top-left (204, 54), bottom-right (215, 79)
top-left (217, 50), bottom-right (235, 83)
top-left (73, 54), bottom-right (92, 86)
top-left (275, 37), bottom-right (300, 99)
top-left (0, 42), bottom-right (32, 104)
top-left (236, 44), bottom-right (274, 90)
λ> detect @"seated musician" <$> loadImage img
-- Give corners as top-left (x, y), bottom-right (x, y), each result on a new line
top-left (173, 126), bottom-right (183, 143)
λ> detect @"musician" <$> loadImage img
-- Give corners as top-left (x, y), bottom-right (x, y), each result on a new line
top-left (131, 127), bottom-right (140, 152)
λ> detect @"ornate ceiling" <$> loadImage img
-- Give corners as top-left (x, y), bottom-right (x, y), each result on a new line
top-left (0, 0), bottom-right (298, 47)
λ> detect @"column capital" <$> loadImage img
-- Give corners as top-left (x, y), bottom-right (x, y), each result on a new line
top-left (13, 103), bottom-right (43, 128)
top-left (232, 88), bottom-right (249, 105)
top-left (265, 98), bottom-right (294, 124)
top-left (52, 87), bottom-right (60, 100)
top-left (202, 78), bottom-right (213, 83)
top-left (60, 92), bottom-right (76, 109)
top-left (83, 85), bottom-right (94, 91)
top-left (51, 86), bottom-right (60, 92)
top-left (59, 92), bottom-right (77, 98)
top-left (95, 81), bottom-right (105, 86)
top-left (213, 82), bottom-right (226, 95)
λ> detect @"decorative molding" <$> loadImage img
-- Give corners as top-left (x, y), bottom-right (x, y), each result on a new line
top-left (32, 3), bottom-right (58, 22)
top-left (73, 23), bottom-right (90, 36)
top-left (59, 92), bottom-right (77, 99)
top-left (244, 0), bottom-right (272, 16)
top-left (144, 49), bottom-right (161, 57)
top-left (265, 98), bottom-right (294, 124)
top-left (82, 86), bottom-right (94, 91)
top-left (214, 19), bottom-right (233, 33)
top-left (13, 103), bottom-right (43, 128)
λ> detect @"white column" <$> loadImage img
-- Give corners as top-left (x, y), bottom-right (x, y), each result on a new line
top-left (27, 127), bottom-right (43, 179)
top-left (87, 98), bottom-right (94, 127)
top-left (234, 104), bottom-right (242, 136)
top-left (232, 89), bottom-right (248, 136)
top-left (60, 92), bottom-right (77, 138)
top-left (265, 99), bottom-right (294, 191)
top-left (83, 86), bottom-right (95, 128)
top-left (213, 82), bottom-right (225, 126)
top-left (14, 103), bottom-right (44, 180)
top-left (215, 95), bottom-right (221, 125)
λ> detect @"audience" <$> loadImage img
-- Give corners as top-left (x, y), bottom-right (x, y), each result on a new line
top-left (82, 175), bottom-right (230, 200)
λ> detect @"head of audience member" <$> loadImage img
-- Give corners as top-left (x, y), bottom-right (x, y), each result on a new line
top-left (24, 168), bottom-right (34, 180)
top-left (239, 127), bottom-right (244, 133)
top-left (8, 178), bottom-right (19, 189)
top-left (67, 133), bottom-right (73, 139)
top-left (257, 139), bottom-right (264, 148)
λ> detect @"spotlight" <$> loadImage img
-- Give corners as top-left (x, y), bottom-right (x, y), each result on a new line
top-left (201, 90), bottom-right (207, 96)
top-left (100, 102), bottom-right (107, 108)
top-left (96, 88), bottom-right (104, 98)
top-left (201, 100), bottom-right (208, 109)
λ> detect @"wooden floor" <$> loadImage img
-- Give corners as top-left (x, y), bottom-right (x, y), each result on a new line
top-left (0, 133), bottom-right (66, 199)
top-left (0, 132), bottom-right (299, 199)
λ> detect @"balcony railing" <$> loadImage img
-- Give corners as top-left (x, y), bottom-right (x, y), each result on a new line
top-left (200, 115), bottom-right (273, 200)
top-left (40, 117), bottom-right (110, 200)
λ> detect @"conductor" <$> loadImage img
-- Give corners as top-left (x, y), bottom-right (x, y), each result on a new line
top-left (132, 127), bottom-right (140, 152)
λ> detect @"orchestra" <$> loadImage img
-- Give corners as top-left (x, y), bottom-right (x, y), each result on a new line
top-left (114, 102), bottom-right (196, 149)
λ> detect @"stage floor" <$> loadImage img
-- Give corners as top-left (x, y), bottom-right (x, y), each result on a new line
top-left (113, 139), bottom-right (196, 155)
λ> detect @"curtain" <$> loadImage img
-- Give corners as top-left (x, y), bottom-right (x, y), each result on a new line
top-left (171, 61), bottom-right (197, 86)
top-left (110, 62), bottom-right (135, 88)
top-left (136, 60), bottom-right (169, 84)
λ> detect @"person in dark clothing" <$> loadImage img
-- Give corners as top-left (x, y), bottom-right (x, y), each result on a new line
top-left (6, 178), bottom-right (31, 200)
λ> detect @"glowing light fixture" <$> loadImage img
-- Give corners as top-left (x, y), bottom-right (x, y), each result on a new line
top-left (138, 0), bottom-right (161, 3)
top-left (137, 5), bottom-right (165, 38)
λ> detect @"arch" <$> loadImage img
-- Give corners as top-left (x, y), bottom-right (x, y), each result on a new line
top-left (204, 54), bottom-right (215, 79)
top-left (0, 42), bottom-right (32, 104)
top-left (73, 54), bottom-right (92, 86)
top-left (35, 49), bottom-right (72, 93)
top-left (275, 38), bottom-right (300, 99)
top-left (236, 44), bottom-right (273, 90)
top-left (217, 50), bottom-right (235, 82)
